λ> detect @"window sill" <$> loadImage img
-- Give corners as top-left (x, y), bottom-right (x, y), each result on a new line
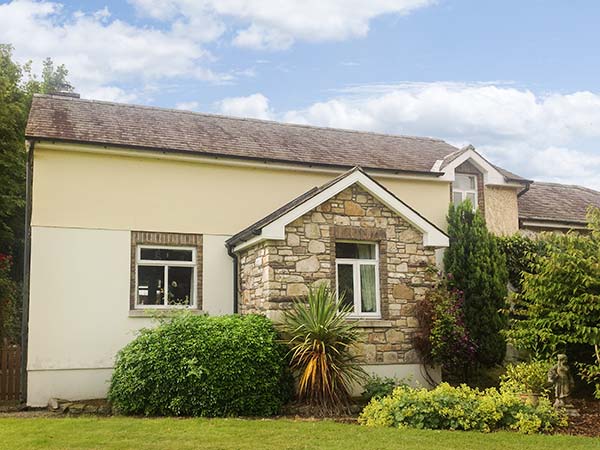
top-left (129, 309), bottom-right (206, 318)
top-left (348, 319), bottom-right (394, 328)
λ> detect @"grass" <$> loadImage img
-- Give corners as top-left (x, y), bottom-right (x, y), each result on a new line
top-left (0, 417), bottom-right (599, 450)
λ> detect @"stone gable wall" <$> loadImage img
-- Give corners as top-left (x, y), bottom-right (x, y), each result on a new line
top-left (237, 184), bottom-right (437, 364)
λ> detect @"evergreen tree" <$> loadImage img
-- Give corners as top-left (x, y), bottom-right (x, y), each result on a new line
top-left (444, 200), bottom-right (508, 368)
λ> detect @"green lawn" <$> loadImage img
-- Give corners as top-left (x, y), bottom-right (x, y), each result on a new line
top-left (0, 417), bottom-right (598, 450)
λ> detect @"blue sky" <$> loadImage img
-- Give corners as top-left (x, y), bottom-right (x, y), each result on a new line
top-left (1, 0), bottom-right (600, 188)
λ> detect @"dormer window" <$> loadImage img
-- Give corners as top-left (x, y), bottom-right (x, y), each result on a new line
top-left (453, 174), bottom-right (478, 208)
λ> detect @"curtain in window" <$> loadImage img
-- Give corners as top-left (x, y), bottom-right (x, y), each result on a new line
top-left (360, 265), bottom-right (376, 312)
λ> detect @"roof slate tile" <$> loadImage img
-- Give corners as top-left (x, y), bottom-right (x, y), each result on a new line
top-left (26, 94), bottom-right (462, 174)
top-left (518, 182), bottom-right (600, 224)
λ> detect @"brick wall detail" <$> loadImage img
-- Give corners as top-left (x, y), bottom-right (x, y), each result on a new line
top-left (130, 231), bottom-right (203, 310)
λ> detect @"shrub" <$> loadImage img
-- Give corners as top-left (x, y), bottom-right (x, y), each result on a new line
top-left (414, 279), bottom-right (475, 380)
top-left (505, 207), bottom-right (600, 397)
top-left (444, 200), bottom-right (508, 368)
top-left (109, 313), bottom-right (291, 417)
top-left (500, 361), bottom-right (552, 395)
top-left (362, 375), bottom-right (409, 402)
top-left (359, 383), bottom-right (567, 434)
top-left (496, 234), bottom-right (548, 291)
top-left (279, 284), bottom-right (365, 414)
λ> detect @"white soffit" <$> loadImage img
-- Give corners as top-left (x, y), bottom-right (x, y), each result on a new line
top-left (233, 169), bottom-right (449, 253)
top-left (437, 147), bottom-right (506, 185)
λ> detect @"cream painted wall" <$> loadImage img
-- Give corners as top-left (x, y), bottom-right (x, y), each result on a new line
top-left (349, 364), bottom-right (441, 395)
top-left (27, 226), bottom-right (234, 406)
top-left (31, 145), bottom-right (450, 234)
top-left (202, 235), bottom-right (234, 315)
top-left (28, 369), bottom-right (113, 406)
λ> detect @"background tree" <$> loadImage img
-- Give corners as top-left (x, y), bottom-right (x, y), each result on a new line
top-left (0, 44), bottom-right (73, 341)
top-left (444, 200), bottom-right (508, 370)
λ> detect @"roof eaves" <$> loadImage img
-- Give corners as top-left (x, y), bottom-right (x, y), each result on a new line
top-left (26, 136), bottom-right (446, 178)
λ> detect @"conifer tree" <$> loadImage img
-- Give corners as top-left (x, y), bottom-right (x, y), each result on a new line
top-left (444, 200), bottom-right (508, 368)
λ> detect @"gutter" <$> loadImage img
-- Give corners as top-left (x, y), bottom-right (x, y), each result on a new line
top-left (20, 140), bottom-right (34, 405)
top-left (226, 244), bottom-right (239, 314)
top-left (25, 136), bottom-right (446, 179)
top-left (517, 182), bottom-right (531, 198)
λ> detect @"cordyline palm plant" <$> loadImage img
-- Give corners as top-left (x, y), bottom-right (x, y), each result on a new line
top-left (280, 284), bottom-right (365, 414)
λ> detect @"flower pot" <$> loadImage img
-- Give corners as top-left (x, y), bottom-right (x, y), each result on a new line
top-left (519, 392), bottom-right (540, 407)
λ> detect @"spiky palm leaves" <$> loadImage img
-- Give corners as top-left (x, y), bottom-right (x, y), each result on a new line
top-left (280, 284), bottom-right (365, 414)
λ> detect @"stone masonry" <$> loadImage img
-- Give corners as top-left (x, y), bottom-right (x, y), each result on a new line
top-left (237, 183), bottom-right (438, 365)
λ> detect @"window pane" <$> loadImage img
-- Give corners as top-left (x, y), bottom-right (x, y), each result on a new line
top-left (137, 265), bottom-right (164, 305)
top-left (167, 266), bottom-right (193, 306)
top-left (454, 174), bottom-right (471, 191)
top-left (336, 242), bottom-right (375, 259)
top-left (466, 192), bottom-right (477, 206)
top-left (454, 174), bottom-right (476, 191)
top-left (453, 191), bottom-right (463, 206)
top-left (337, 264), bottom-right (354, 311)
top-left (140, 248), bottom-right (193, 261)
top-left (360, 265), bottom-right (377, 313)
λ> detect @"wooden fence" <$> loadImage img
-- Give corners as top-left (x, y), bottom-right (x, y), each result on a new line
top-left (0, 338), bottom-right (21, 403)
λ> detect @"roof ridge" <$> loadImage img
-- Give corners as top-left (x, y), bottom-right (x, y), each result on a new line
top-left (531, 180), bottom-right (600, 194)
top-left (32, 93), bottom-right (450, 145)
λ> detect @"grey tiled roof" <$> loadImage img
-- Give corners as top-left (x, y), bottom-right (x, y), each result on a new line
top-left (518, 182), bottom-right (600, 224)
top-left (26, 94), bottom-right (465, 174)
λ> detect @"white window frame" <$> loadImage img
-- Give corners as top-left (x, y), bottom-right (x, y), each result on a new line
top-left (335, 241), bottom-right (381, 319)
top-left (453, 174), bottom-right (478, 209)
top-left (135, 245), bottom-right (197, 309)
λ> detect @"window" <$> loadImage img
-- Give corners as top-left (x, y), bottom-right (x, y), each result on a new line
top-left (453, 174), bottom-right (478, 208)
top-left (335, 242), bottom-right (380, 318)
top-left (135, 246), bottom-right (197, 308)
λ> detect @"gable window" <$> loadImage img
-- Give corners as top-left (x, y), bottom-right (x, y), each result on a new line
top-left (135, 246), bottom-right (197, 308)
top-left (335, 242), bottom-right (380, 318)
top-left (453, 174), bottom-right (478, 208)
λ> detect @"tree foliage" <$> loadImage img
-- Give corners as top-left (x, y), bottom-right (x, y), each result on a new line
top-left (0, 45), bottom-right (73, 277)
top-left (443, 200), bottom-right (508, 368)
top-left (505, 207), bottom-right (600, 397)
top-left (0, 44), bottom-right (73, 339)
top-left (0, 254), bottom-right (18, 342)
top-left (496, 234), bottom-right (548, 291)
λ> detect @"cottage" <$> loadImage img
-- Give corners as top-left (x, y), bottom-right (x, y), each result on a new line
top-left (21, 93), bottom-right (598, 406)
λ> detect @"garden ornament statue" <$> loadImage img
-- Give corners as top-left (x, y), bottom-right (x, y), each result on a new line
top-left (547, 354), bottom-right (579, 416)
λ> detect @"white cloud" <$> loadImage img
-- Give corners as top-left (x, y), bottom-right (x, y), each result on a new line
top-left (221, 83), bottom-right (600, 190)
top-left (84, 86), bottom-right (138, 103)
top-left (129, 0), bottom-right (435, 50)
top-left (0, 0), bottom-right (230, 99)
top-left (216, 93), bottom-right (273, 120)
top-left (175, 101), bottom-right (200, 110)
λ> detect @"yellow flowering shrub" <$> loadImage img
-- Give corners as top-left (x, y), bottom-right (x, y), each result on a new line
top-left (359, 383), bottom-right (567, 434)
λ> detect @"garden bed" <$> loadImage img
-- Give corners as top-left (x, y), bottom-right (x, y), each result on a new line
top-left (560, 399), bottom-right (600, 438)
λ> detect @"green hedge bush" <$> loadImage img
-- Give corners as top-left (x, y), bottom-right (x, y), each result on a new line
top-left (109, 313), bottom-right (291, 417)
top-left (359, 383), bottom-right (566, 434)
